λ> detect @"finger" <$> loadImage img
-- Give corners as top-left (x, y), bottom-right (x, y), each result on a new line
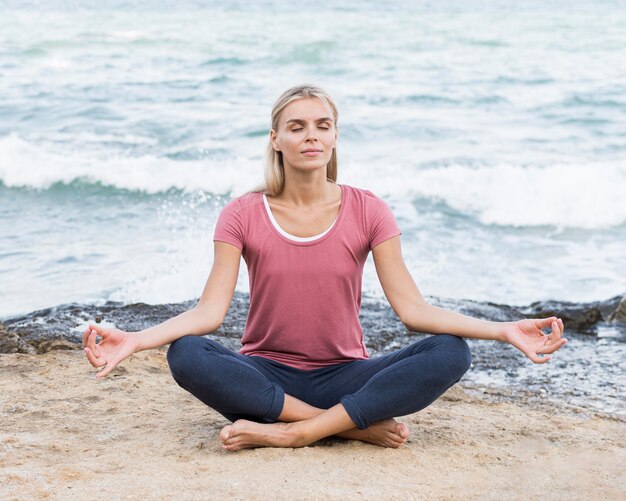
top-left (528, 351), bottom-right (551, 364)
top-left (82, 327), bottom-right (92, 348)
top-left (88, 324), bottom-right (110, 339)
top-left (95, 359), bottom-right (118, 380)
top-left (533, 317), bottom-right (558, 331)
top-left (549, 320), bottom-right (562, 343)
top-left (558, 318), bottom-right (565, 334)
top-left (83, 327), bottom-right (93, 348)
top-left (87, 330), bottom-right (101, 357)
top-left (84, 347), bottom-right (107, 368)
top-left (537, 338), bottom-right (567, 354)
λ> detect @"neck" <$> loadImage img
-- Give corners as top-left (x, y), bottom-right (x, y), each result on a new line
top-left (278, 167), bottom-right (335, 207)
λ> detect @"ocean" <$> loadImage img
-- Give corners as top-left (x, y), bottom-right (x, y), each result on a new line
top-left (1, 1), bottom-right (624, 415)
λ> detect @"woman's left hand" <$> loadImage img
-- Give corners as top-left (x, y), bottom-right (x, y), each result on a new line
top-left (502, 317), bottom-right (567, 364)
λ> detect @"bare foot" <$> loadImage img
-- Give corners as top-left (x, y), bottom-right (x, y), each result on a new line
top-left (337, 418), bottom-right (410, 448)
top-left (220, 419), bottom-right (302, 452)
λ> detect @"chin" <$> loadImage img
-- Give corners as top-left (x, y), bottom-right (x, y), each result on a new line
top-left (305, 165), bottom-right (328, 173)
top-left (292, 161), bottom-right (328, 172)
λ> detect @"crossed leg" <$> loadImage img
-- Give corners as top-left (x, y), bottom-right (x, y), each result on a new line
top-left (220, 394), bottom-right (409, 451)
top-left (278, 394), bottom-right (409, 447)
top-left (167, 334), bottom-right (471, 452)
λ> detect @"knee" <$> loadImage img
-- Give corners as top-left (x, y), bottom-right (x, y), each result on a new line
top-left (166, 335), bottom-right (204, 380)
top-left (434, 334), bottom-right (472, 379)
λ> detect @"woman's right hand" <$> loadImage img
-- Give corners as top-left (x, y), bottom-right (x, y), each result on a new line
top-left (82, 324), bottom-right (139, 380)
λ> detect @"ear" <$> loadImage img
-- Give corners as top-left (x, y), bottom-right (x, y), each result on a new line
top-left (269, 129), bottom-right (280, 152)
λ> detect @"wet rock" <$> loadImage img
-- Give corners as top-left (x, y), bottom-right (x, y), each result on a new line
top-left (0, 301), bottom-right (193, 354)
top-left (36, 338), bottom-right (82, 353)
top-left (0, 319), bottom-right (80, 354)
top-left (2, 293), bottom-right (624, 417)
top-left (1, 292), bottom-right (624, 355)
top-left (0, 323), bottom-right (35, 354)
top-left (519, 295), bottom-right (624, 334)
top-left (608, 296), bottom-right (626, 324)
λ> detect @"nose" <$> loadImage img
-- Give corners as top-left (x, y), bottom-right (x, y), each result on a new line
top-left (304, 136), bottom-right (320, 148)
top-left (304, 126), bottom-right (320, 142)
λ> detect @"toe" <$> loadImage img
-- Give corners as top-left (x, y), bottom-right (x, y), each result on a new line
top-left (396, 423), bottom-right (410, 439)
top-left (220, 425), bottom-right (234, 443)
top-left (385, 438), bottom-right (401, 449)
top-left (385, 430), bottom-right (404, 444)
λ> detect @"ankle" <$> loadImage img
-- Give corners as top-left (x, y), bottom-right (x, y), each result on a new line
top-left (284, 422), bottom-right (310, 448)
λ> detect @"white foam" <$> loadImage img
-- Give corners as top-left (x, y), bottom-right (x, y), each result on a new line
top-left (110, 31), bottom-right (151, 41)
top-left (40, 57), bottom-right (73, 69)
top-left (43, 131), bottom-right (159, 146)
top-left (1, 133), bottom-right (625, 228)
top-left (0, 133), bottom-right (263, 195)
top-left (343, 161), bottom-right (626, 229)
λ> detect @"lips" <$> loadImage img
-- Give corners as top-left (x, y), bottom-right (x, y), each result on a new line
top-left (301, 149), bottom-right (322, 153)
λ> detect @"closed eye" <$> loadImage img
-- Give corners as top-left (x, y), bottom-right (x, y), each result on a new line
top-left (290, 125), bottom-right (331, 132)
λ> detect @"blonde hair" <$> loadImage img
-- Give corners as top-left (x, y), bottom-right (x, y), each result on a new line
top-left (251, 84), bottom-right (339, 196)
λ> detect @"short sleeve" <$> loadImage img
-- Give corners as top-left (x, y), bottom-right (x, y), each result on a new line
top-left (213, 198), bottom-right (245, 251)
top-left (365, 191), bottom-right (402, 250)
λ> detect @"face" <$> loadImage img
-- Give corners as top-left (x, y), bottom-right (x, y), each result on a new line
top-left (270, 97), bottom-right (338, 174)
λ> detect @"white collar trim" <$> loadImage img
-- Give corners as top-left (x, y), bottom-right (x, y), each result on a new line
top-left (262, 194), bottom-right (337, 242)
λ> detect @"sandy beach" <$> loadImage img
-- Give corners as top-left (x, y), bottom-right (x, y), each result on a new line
top-left (1, 347), bottom-right (624, 500)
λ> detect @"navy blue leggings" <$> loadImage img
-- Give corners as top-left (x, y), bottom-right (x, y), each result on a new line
top-left (166, 334), bottom-right (471, 430)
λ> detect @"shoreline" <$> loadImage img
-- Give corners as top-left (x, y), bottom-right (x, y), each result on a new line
top-left (2, 292), bottom-right (625, 420)
top-left (2, 293), bottom-right (625, 347)
top-left (1, 348), bottom-right (624, 500)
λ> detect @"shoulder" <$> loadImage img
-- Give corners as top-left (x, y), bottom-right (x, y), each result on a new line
top-left (341, 186), bottom-right (400, 248)
top-left (215, 191), bottom-right (262, 232)
top-left (342, 184), bottom-right (384, 200)
top-left (219, 191), bottom-right (262, 217)
top-left (214, 192), bottom-right (262, 249)
top-left (342, 184), bottom-right (390, 211)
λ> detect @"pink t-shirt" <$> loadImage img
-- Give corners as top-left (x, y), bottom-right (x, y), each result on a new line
top-left (213, 184), bottom-right (402, 370)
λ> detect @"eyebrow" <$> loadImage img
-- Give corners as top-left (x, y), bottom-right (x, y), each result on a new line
top-left (285, 117), bottom-right (334, 125)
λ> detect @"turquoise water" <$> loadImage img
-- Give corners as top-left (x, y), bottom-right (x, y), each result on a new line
top-left (1, 0), bottom-right (625, 317)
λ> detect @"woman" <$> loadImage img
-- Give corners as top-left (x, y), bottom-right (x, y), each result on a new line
top-left (83, 84), bottom-right (567, 452)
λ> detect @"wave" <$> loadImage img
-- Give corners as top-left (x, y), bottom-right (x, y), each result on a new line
top-left (343, 162), bottom-right (626, 229)
top-left (2, 133), bottom-right (625, 229)
top-left (0, 133), bottom-right (262, 195)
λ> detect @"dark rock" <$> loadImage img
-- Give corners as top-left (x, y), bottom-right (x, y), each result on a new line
top-left (1, 292), bottom-right (624, 355)
top-left (518, 295), bottom-right (624, 334)
top-left (3, 293), bottom-right (623, 419)
top-left (0, 323), bottom-right (35, 354)
top-left (609, 296), bottom-right (626, 324)
top-left (36, 338), bottom-right (82, 353)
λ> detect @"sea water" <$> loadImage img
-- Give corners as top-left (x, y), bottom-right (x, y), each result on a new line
top-left (1, 1), bottom-right (625, 318)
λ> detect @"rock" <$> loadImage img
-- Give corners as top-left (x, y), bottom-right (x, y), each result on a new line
top-left (519, 295), bottom-right (623, 333)
top-left (36, 338), bottom-right (82, 353)
top-left (608, 296), bottom-right (626, 324)
top-left (2, 292), bottom-right (625, 356)
top-left (0, 323), bottom-right (36, 354)
top-left (0, 320), bottom-right (78, 354)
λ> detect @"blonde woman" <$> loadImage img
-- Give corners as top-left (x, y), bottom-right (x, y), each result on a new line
top-left (83, 84), bottom-right (567, 451)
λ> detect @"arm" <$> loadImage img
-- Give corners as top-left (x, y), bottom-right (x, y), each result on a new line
top-left (133, 241), bottom-right (242, 351)
top-left (372, 236), bottom-right (567, 363)
top-left (83, 241), bottom-right (241, 378)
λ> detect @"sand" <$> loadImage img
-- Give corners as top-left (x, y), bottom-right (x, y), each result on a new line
top-left (1, 348), bottom-right (624, 500)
